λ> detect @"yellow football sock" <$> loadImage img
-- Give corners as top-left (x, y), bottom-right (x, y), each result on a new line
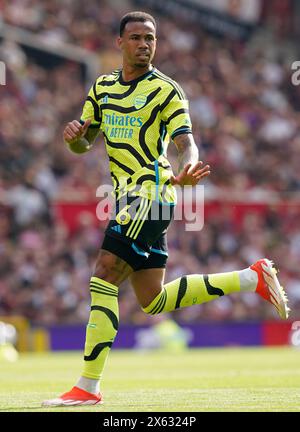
top-left (142, 272), bottom-right (240, 314)
top-left (82, 277), bottom-right (119, 380)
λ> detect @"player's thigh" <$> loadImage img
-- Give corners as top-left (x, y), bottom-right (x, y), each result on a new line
top-left (130, 267), bottom-right (165, 308)
top-left (93, 249), bottom-right (133, 286)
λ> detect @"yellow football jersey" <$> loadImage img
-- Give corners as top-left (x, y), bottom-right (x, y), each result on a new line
top-left (80, 67), bottom-right (192, 203)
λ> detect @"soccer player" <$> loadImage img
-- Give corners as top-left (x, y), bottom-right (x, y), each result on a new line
top-left (43, 11), bottom-right (289, 406)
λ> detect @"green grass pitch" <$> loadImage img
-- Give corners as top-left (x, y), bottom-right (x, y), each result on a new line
top-left (0, 347), bottom-right (299, 412)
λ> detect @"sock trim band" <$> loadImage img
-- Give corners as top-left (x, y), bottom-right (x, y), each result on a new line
top-left (90, 286), bottom-right (118, 298)
top-left (90, 277), bottom-right (118, 293)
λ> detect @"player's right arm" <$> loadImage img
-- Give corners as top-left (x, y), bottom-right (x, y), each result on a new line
top-left (64, 80), bottom-right (102, 154)
top-left (63, 119), bottom-right (96, 154)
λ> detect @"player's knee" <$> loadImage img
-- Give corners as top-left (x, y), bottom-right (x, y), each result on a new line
top-left (93, 258), bottom-right (114, 282)
top-left (93, 250), bottom-right (132, 286)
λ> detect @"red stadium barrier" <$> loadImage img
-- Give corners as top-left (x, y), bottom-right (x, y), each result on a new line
top-left (53, 200), bottom-right (300, 234)
top-left (262, 321), bottom-right (292, 346)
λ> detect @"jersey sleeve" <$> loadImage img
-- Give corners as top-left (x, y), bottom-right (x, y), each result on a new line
top-left (80, 81), bottom-right (102, 129)
top-left (160, 84), bottom-right (192, 140)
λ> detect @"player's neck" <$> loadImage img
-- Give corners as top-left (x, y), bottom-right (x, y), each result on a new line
top-left (121, 64), bottom-right (153, 82)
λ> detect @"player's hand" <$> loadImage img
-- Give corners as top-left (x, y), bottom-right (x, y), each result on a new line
top-left (170, 162), bottom-right (210, 186)
top-left (63, 119), bottom-right (91, 144)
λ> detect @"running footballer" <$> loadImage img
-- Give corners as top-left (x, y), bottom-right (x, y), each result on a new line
top-left (43, 11), bottom-right (289, 407)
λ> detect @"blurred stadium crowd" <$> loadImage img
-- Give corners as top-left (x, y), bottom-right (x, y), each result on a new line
top-left (0, 0), bottom-right (300, 325)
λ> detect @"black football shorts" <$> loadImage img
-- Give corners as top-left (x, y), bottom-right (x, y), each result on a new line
top-left (101, 195), bottom-right (174, 271)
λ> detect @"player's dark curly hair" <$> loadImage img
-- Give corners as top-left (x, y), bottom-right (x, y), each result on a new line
top-left (119, 11), bottom-right (156, 36)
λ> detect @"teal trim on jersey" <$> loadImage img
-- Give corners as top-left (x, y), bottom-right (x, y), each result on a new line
top-left (132, 243), bottom-right (150, 258)
top-left (171, 126), bottom-right (192, 139)
top-left (160, 123), bottom-right (167, 156)
top-left (159, 201), bottom-right (176, 207)
top-left (157, 198), bottom-right (176, 207)
top-left (154, 160), bottom-right (159, 202)
top-left (154, 159), bottom-right (176, 207)
top-left (150, 247), bottom-right (168, 256)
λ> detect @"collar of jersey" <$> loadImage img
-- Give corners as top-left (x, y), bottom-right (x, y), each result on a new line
top-left (118, 67), bottom-right (155, 86)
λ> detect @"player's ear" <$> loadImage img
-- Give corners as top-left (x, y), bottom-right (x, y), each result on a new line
top-left (116, 37), bottom-right (123, 49)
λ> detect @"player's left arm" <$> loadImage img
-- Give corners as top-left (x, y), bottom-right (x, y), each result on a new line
top-left (171, 133), bottom-right (210, 186)
top-left (161, 83), bottom-right (210, 186)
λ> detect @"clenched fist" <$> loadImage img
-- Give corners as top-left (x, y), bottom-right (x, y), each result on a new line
top-left (63, 119), bottom-right (92, 154)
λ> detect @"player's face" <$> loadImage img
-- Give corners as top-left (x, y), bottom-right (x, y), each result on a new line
top-left (118, 21), bottom-right (156, 68)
